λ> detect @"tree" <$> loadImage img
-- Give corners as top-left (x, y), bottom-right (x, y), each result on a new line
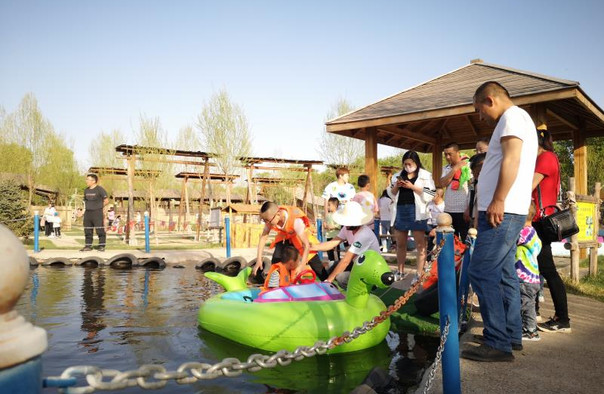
top-left (196, 89), bottom-right (252, 205)
top-left (87, 129), bottom-right (127, 196)
top-left (37, 132), bottom-right (81, 205)
top-left (317, 98), bottom-right (365, 168)
top-left (0, 180), bottom-right (32, 238)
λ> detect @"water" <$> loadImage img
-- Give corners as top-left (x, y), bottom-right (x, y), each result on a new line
top-left (15, 265), bottom-right (438, 393)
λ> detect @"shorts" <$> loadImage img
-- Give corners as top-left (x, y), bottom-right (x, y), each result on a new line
top-left (394, 204), bottom-right (428, 232)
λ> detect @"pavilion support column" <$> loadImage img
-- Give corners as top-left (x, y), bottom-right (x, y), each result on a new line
top-left (365, 127), bottom-right (378, 198)
top-left (432, 137), bottom-right (443, 182)
top-left (573, 123), bottom-right (587, 195)
top-left (532, 103), bottom-right (547, 130)
top-left (178, 177), bottom-right (186, 231)
top-left (196, 159), bottom-right (210, 242)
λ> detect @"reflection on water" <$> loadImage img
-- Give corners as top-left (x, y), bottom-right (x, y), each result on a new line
top-left (16, 265), bottom-right (437, 393)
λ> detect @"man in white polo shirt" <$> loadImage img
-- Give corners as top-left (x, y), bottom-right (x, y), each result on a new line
top-left (461, 81), bottom-right (537, 363)
top-left (438, 142), bottom-right (471, 241)
top-left (311, 201), bottom-right (380, 288)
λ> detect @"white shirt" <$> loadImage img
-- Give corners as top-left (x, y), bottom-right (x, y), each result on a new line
top-left (378, 196), bottom-right (393, 221)
top-left (442, 164), bottom-right (471, 213)
top-left (477, 106), bottom-right (538, 214)
top-left (426, 200), bottom-right (445, 226)
top-left (322, 181), bottom-right (356, 205)
top-left (337, 225), bottom-right (380, 255)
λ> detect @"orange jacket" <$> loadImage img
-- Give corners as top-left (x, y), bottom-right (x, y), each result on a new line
top-left (262, 263), bottom-right (294, 290)
top-left (269, 206), bottom-right (318, 261)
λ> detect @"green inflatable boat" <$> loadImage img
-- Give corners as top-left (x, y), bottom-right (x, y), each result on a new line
top-left (198, 250), bottom-right (395, 354)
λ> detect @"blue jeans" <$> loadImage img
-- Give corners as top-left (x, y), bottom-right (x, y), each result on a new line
top-left (380, 220), bottom-right (392, 249)
top-left (469, 211), bottom-right (526, 353)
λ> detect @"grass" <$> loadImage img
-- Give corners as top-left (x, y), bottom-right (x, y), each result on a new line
top-left (562, 255), bottom-right (604, 303)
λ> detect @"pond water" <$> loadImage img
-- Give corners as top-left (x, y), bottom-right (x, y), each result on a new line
top-left (16, 266), bottom-right (438, 393)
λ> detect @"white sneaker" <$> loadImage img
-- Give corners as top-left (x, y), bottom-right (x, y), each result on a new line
top-left (410, 275), bottom-right (419, 286)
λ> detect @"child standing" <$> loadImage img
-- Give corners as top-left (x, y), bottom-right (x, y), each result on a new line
top-left (352, 174), bottom-right (379, 230)
top-left (53, 212), bottom-right (62, 238)
top-left (515, 203), bottom-right (542, 341)
top-left (425, 188), bottom-right (445, 258)
top-left (324, 197), bottom-right (341, 268)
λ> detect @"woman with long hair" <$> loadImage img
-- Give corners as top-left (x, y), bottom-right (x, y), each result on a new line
top-left (531, 127), bottom-right (571, 333)
top-left (387, 151), bottom-right (436, 282)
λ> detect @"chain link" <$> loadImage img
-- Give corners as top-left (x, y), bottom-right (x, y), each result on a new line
top-left (45, 238), bottom-right (449, 392)
top-left (423, 317), bottom-right (451, 394)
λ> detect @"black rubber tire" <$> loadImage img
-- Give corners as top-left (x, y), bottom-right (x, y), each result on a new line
top-left (106, 253), bottom-right (138, 269)
top-left (219, 256), bottom-right (247, 276)
top-left (75, 256), bottom-right (105, 268)
top-left (195, 257), bottom-right (220, 272)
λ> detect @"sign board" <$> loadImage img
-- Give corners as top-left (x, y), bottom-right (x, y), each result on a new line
top-left (576, 201), bottom-right (597, 242)
top-left (209, 208), bottom-right (222, 228)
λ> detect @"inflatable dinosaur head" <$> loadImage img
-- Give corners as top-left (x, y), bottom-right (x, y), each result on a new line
top-left (346, 250), bottom-right (394, 308)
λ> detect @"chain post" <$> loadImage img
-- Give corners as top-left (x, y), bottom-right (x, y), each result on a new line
top-left (435, 213), bottom-right (461, 394)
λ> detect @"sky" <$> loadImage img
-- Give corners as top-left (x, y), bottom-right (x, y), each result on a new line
top-left (1, 0), bottom-right (603, 169)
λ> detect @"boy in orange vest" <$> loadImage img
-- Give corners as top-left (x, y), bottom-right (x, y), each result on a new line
top-left (263, 245), bottom-right (299, 290)
top-left (254, 201), bottom-right (328, 280)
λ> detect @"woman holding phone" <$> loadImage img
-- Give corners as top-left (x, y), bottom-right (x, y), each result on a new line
top-left (387, 151), bottom-right (436, 282)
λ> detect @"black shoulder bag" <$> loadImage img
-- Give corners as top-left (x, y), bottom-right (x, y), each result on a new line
top-left (535, 185), bottom-right (579, 243)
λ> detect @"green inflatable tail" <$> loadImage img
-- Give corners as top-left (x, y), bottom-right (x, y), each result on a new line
top-left (205, 266), bottom-right (251, 291)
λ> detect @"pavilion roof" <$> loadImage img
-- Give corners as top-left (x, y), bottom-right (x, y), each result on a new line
top-left (326, 60), bottom-right (604, 151)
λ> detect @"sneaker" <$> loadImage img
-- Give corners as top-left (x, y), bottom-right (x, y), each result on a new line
top-left (410, 274), bottom-right (419, 286)
top-left (461, 344), bottom-right (514, 362)
top-left (393, 270), bottom-right (407, 282)
top-left (472, 334), bottom-right (522, 351)
top-left (79, 246), bottom-right (93, 252)
top-left (522, 330), bottom-right (541, 341)
top-left (97, 246), bottom-right (105, 252)
top-left (538, 317), bottom-right (571, 333)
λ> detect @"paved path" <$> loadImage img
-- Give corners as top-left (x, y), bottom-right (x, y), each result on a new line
top-left (421, 292), bottom-right (604, 393)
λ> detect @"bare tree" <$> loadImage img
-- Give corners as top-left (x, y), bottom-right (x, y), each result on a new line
top-left (196, 89), bottom-right (252, 205)
top-left (318, 98), bottom-right (364, 168)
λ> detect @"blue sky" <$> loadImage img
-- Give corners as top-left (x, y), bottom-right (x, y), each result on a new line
top-left (1, 1), bottom-right (603, 168)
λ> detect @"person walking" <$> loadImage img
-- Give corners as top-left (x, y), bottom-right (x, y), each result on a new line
top-left (81, 173), bottom-right (109, 252)
top-left (322, 167), bottom-right (356, 218)
top-left (461, 81), bottom-right (538, 362)
top-left (387, 151), bottom-right (436, 281)
top-left (531, 126), bottom-right (571, 333)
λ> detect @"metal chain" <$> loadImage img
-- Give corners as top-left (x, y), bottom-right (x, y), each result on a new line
top-left (423, 317), bottom-right (451, 394)
top-left (46, 238), bottom-right (449, 392)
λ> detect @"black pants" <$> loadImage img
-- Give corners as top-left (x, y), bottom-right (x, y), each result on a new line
top-left (534, 221), bottom-right (569, 322)
top-left (447, 212), bottom-right (469, 241)
top-left (45, 220), bottom-right (52, 236)
top-left (326, 237), bottom-right (341, 262)
top-left (84, 209), bottom-right (106, 247)
top-left (271, 240), bottom-right (328, 281)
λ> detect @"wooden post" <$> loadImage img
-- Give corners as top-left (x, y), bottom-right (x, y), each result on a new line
top-left (303, 165), bottom-right (312, 214)
top-left (569, 177), bottom-right (580, 282)
top-left (184, 177), bottom-right (190, 229)
top-left (246, 165), bottom-right (255, 204)
top-left (365, 127), bottom-right (378, 198)
top-left (196, 159), bottom-right (210, 242)
top-left (178, 177), bottom-right (186, 231)
top-left (432, 136), bottom-right (443, 181)
top-left (126, 154), bottom-right (136, 245)
top-left (573, 125), bottom-right (587, 196)
top-left (590, 182), bottom-right (601, 277)
top-left (532, 103), bottom-right (547, 130)
top-left (308, 166), bottom-right (318, 221)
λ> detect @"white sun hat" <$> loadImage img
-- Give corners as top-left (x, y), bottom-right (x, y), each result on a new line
top-left (332, 201), bottom-right (373, 227)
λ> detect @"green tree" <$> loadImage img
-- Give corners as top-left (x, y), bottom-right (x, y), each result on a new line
top-left (318, 98), bottom-right (364, 169)
top-left (0, 180), bottom-right (32, 237)
top-left (196, 89), bottom-right (252, 204)
top-left (87, 129), bottom-right (127, 196)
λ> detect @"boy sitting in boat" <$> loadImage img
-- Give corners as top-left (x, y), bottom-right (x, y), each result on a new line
top-left (263, 245), bottom-right (300, 290)
top-left (311, 201), bottom-right (381, 288)
top-left (254, 201), bottom-right (328, 281)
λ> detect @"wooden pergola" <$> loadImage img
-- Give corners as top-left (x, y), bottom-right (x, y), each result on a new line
top-left (239, 156), bottom-right (324, 216)
top-left (326, 60), bottom-right (604, 197)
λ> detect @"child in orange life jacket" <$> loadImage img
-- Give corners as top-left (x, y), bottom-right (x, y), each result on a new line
top-left (263, 245), bottom-right (300, 290)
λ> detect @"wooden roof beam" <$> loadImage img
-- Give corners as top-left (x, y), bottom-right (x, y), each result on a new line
top-left (465, 115), bottom-right (478, 135)
top-left (546, 108), bottom-right (579, 130)
top-left (393, 125), bottom-right (437, 145)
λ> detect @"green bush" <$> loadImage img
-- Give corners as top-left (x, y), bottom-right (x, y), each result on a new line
top-left (0, 180), bottom-right (33, 238)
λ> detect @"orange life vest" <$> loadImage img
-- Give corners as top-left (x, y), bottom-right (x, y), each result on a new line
top-left (422, 235), bottom-right (467, 290)
top-left (269, 206), bottom-right (318, 262)
top-left (262, 262), bottom-right (294, 290)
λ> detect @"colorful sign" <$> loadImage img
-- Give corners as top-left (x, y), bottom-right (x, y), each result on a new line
top-left (576, 201), bottom-right (597, 242)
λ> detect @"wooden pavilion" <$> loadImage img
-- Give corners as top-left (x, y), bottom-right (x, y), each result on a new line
top-left (326, 59), bottom-right (604, 197)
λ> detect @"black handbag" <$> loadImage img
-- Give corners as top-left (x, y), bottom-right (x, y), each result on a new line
top-left (536, 186), bottom-right (579, 243)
